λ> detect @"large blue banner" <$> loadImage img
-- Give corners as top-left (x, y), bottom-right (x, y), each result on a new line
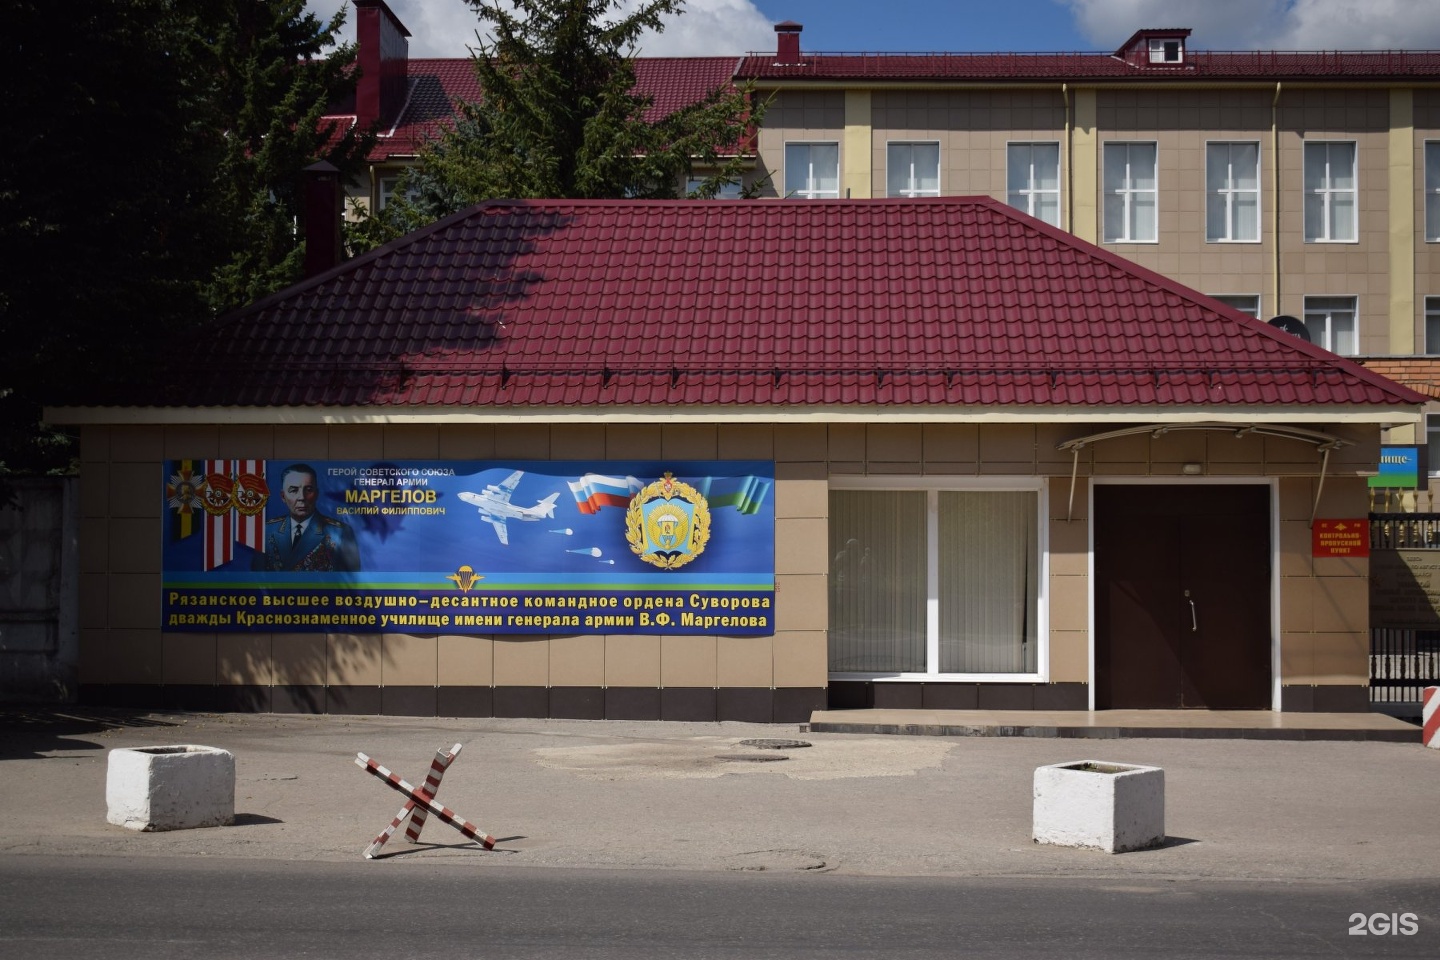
top-left (162, 460), bottom-right (775, 635)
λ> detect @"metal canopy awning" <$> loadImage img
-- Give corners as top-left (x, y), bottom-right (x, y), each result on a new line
top-left (1056, 421), bottom-right (1355, 525)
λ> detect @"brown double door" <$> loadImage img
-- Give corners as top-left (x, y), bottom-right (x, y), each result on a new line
top-left (1095, 484), bottom-right (1272, 710)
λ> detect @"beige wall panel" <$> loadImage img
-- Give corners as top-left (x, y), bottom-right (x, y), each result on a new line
top-left (1150, 431), bottom-right (1209, 464)
top-left (775, 475), bottom-right (827, 519)
top-left (218, 635), bottom-right (274, 685)
top-left (81, 464), bottom-right (109, 519)
top-left (494, 637), bottom-right (549, 685)
top-left (718, 424), bottom-right (774, 460)
top-left (775, 573), bottom-right (826, 633)
top-left (80, 573), bottom-right (109, 630)
top-left (1312, 554), bottom-right (1367, 579)
top-left (100, 629), bottom-right (162, 683)
top-left (108, 518), bottom-right (158, 574)
top-left (1279, 634), bottom-right (1313, 683)
top-left (329, 634), bottom-right (383, 684)
top-left (1090, 431), bottom-right (1148, 464)
top-left (1314, 476), bottom-right (1369, 519)
top-left (438, 424), bottom-right (497, 459)
top-left (775, 517), bottom-right (829, 577)
top-left (605, 424), bottom-right (662, 459)
top-left (867, 424), bottom-right (922, 463)
top-left (77, 630), bottom-right (109, 684)
top-left (1311, 575), bottom-right (1369, 633)
top-left (869, 461), bottom-right (924, 476)
top-left (329, 425), bottom-right (385, 459)
top-left (110, 573), bottom-right (158, 629)
top-left (828, 424), bottom-right (866, 462)
top-left (717, 635), bottom-right (774, 687)
top-left (774, 424), bottom-right (828, 462)
top-left (80, 518), bottom-right (107, 574)
top-left (274, 425), bottom-right (330, 459)
top-left (109, 426), bottom-right (164, 463)
top-left (661, 424), bottom-right (718, 460)
top-left (1035, 424), bottom-right (1080, 472)
top-left (923, 423), bottom-right (979, 466)
top-left (383, 634), bottom-right (439, 685)
top-left (549, 634), bottom-right (605, 686)
top-left (1278, 519), bottom-right (1313, 577)
top-left (383, 425), bottom-right (440, 458)
top-left (1280, 576), bottom-right (1315, 632)
top-left (1050, 476), bottom-right (1088, 520)
top-left (1048, 630), bottom-right (1089, 683)
top-left (1308, 631), bottom-right (1370, 684)
top-left (162, 634), bottom-right (217, 684)
top-left (494, 424), bottom-right (552, 459)
top-left (550, 423), bottom-right (606, 460)
top-left (661, 634), bottom-right (716, 686)
top-left (216, 425), bottom-right (275, 458)
top-left (110, 462), bottom-right (160, 519)
top-left (605, 634), bottom-right (661, 686)
top-left (272, 634), bottom-right (326, 684)
top-left (163, 426), bottom-right (220, 459)
top-left (978, 425), bottom-right (1037, 465)
top-left (81, 426), bottom-right (110, 464)
top-left (1277, 476), bottom-right (1315, 522)
top-left (439, 635), bottom-right (493, 685)
top-left (773, 630), bottom-right (827, 687)
top-left (1049, 542), bottom-right (1087, 577)
top-left (1049, 573), bottom-right (1089, 633)
top-left (1206, 433), bottom-right (1266, 464)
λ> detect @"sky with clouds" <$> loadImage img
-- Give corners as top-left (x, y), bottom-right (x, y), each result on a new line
top-left (304, 0), bottom-right (1440, 58)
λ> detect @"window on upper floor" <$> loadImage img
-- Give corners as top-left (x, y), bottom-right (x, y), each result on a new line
top-left (1149, 38), bottom-right (1183, 63)
top-left (1304, 141), bottom-right (1356, 242)
top-left (784, 142), bottom-right (840, 199)
top-left (1206, 142), bottom-right (1260, 242)
top-left (1103, 142), bottom-right (1157, 243)
top-left (1211, 294), bottom-right (1261, 317)
top-left (1426, 296), bottom-right (1440, 354)
top-left (1426, 142), bottom-right (1440, 242)
top-left (887, 142), bottom-right (940, 198)
top-left (685, 177), bottom-right (743, 199)
top-left (378, 174), bottom-right (417, 210)
top-left (1428, 414), bottom-right (1440, 477)
top-left (829, 482), bottom-right (1041, 677)
top-left (1007, 142), bottom-right (1061, 227)
top-left (1303, 295), bottom-right (1357, 355)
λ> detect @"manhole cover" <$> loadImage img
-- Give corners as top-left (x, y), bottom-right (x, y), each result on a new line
top-left (715, 753), bottom-right (790, 762)
top-left (737, 738), bottom-right (812, 750)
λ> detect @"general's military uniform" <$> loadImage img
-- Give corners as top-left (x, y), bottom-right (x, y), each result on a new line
top-left (251, 514), bottom-right (361, 572)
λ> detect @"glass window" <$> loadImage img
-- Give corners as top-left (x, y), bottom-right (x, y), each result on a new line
top-left (378, 174), bottom-right (416, 210)
top-left (1149, 38), bottom-right (1182, 63)
top-left (1429, 414), bottom-right (1440, 476)
top-left (886, 142), bottom-right (940, 198)
top-left (1426, 296), bottom-right (1440, 354)
top-left (785, 142), bottom-right (840, 199)
top-left (1211, 294), bottom-right (1260, 317)
top-left (1304, 141), bottom-right (1357, 242)
top-left (1206, 142), bottom-right (1260, 242)
top-left (829, 485), bottom-right (1041, 677)
top-left (1103, 142), bottom-right (1157, 243)
top-left (1426, 142), bottom-right (1440, 242)
top-left (1303, 296), bottom-right (1358, 355)
top-left (1007, 142), bottom-right (1061, 226)
top-left (685, 177), bottom-right (743, 199)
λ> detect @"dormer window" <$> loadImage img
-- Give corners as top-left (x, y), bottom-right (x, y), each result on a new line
top-left (1149, 38), bottom-right (1183, 63)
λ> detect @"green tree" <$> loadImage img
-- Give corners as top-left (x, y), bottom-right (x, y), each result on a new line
top-left (354, 0), bottom-right (763, 247)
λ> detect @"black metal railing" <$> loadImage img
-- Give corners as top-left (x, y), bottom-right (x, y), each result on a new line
top-left (1369, 514), bottom-right (1440, 704)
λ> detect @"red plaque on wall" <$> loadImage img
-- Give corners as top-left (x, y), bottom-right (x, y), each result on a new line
top-left (1312, 519), bottom-right (1369, 558)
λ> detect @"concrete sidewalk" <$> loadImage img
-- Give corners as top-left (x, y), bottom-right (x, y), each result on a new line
top-left (1, 707), bottom-right (1437, 882)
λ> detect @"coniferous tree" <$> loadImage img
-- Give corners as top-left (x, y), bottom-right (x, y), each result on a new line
top-left (352, 0), bottom-right (763, 248)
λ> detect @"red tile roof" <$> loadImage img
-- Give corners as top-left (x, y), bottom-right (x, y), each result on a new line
top-left (158, 197), bottom-right (1421, 412)
top-left (337, 57), bottom-right (742, 163)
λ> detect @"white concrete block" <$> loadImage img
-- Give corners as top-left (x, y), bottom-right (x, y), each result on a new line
top-left (106, 745), bottom-right (235, 832)
top-left (1032, 760), bottom-right (1165, 854)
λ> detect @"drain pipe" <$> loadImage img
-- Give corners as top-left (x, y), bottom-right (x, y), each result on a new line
top-left (1272, 82), bottom-right (1282, 314)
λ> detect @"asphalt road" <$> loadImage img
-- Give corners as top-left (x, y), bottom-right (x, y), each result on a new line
top-left (1, 856), bottom-right (1436, 960)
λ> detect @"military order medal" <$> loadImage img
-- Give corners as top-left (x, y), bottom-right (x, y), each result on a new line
top-left (626, 473), bottom-right (711, 570)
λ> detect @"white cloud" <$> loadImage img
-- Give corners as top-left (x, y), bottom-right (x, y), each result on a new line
top-left (306, 0), bottom-right (774, 58)
top-left (1061, 0), bottom-right (1440, 50)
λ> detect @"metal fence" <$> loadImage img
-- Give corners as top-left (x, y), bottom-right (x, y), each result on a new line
top-left (1368, 514), bottom-right (1440, 705)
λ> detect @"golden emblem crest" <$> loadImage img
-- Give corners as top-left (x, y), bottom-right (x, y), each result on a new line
top-left (626, 473), bottom-right (710, 570)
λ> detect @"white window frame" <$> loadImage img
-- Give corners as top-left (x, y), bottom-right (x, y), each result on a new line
top-left (886, 141), bottom-right (941, 198)
top-left (378, 173), bottom-right (417, 211)
top-left (1426, 295), bottom-right (1440, 354)
top-left (1103, 141), bottom-right (1158, 243)
top-left (1206, 141), bottom-right (1261, 243)
top-left (1210, 294), bottom-right (1261, 317)
top-left (1007, 141), bottom-right (1062, 227)
top-left (1426, 141), bottom-right (1440, 243)
top-left (1149, 38), bottom-right (1183, 63)
top-left (784, 141), bottom-right (840, 200)
top-left (1304, 141), bottom-right (1358, 243)
top-left (1303, 295), bottom-right (1358, 355)
top-left (827, 476), bottom-right (1048, 683)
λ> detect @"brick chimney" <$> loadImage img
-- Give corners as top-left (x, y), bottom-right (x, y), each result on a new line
top-left (775, 21), bottom-right (803, 65)
top-left (355, 0), bottom-right (411, 131)
top-left (303, 161), bottom-right (342, 278)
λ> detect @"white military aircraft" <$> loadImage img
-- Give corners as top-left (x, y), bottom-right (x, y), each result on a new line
top-left (457, 470), bottom-right (560, 545)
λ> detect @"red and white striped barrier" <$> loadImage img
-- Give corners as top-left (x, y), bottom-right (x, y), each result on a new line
top-left (1424, 687), bottom-right (1439, 750)
top-left (355, 742), bottom-right (497, 858)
